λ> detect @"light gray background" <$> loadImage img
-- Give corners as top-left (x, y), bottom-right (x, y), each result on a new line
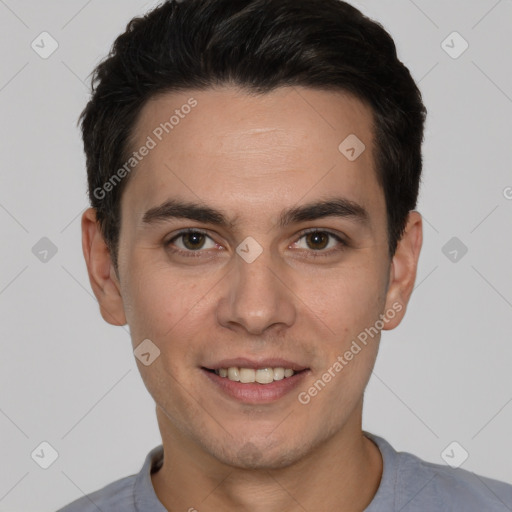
top-left (1, 0), bottom-right (511, 510)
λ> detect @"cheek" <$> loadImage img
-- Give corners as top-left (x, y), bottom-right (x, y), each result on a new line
top-left (123, 264), bottom-right (208, 409)
top-left (121, 259), bottom-right (174, 339)
top-left (123, 260), bottom-right (216, 351)
top-left (299, 262), bottom-right (387, 338)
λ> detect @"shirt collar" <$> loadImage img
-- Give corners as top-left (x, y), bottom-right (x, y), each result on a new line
top-left (363, 431), bottom-right (397, 511)
top-left (134, 444), bottom-right (167, 511)
top-left (132, 432), bottom-right (395, 511)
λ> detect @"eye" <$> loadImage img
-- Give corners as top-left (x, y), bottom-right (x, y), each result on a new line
top-left (292, 229), bottom-right (346, 255)
top-left (165, 228), bottom-right (347, 259)
top-left (166, 229), bottom-right (219, 255)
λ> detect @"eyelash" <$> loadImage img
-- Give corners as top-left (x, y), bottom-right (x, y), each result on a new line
top-left (165, 228), bottom-right (347, 259)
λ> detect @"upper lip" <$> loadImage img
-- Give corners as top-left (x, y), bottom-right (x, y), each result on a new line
top-left (203, 358), bottom-right (309, 372)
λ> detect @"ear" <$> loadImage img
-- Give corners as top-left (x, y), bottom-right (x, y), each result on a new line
top-left (382, 210), bottom-right (423, 330)
top-left (81, 208), bottom-right (127, 326)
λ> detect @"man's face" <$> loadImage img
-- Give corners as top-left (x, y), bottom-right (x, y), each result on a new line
top-left (111, 86), bottom-right (401, 468)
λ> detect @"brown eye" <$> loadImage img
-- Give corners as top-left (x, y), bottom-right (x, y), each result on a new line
top-left (304, 232), bottom-right (330, 250)
top-left (166, 230), bottom-right (217, 254)
top-left (181, 232), bottom-right (206, 250)
top-left (293, 230), bottom-right (347, 257)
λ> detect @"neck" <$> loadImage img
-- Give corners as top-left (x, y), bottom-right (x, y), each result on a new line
top-left (151, 404), bottom-right (383, 512)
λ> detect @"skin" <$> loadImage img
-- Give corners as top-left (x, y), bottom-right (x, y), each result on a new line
top-left (82, 86), bottom-right (422, 511)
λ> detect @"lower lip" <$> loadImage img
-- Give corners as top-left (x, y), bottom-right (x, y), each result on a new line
top-left (202, 368), bottom-right (310, 404)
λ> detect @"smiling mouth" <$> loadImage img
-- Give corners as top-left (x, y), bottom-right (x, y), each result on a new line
top-left (204, 367), bottom-right (308, 384)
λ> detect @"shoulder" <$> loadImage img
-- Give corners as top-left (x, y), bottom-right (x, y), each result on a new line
top-left (56, 474), bottom-right (136, 512)
top-left (55, 444), bottom-right (164, 511)
top-left (399, 453), bottom-right (512, 512)
top-left (395, 446), bottom-right (512, 510)
top-left (366, 433), bottom-right (512, 511)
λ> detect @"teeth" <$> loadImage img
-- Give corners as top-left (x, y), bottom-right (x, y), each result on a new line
top-left (227, 367), bottom-right (240, 381)
top-left (273, 367), bottom-right (285, 381)
top-left (239, 368), bottom-right (255, 383)
top-left (214, 366), bottom-right (297, 384)
top-left (255, 368), bottom-right (273, 384)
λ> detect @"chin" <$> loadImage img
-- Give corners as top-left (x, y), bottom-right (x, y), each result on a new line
top-left (210, 436), bottom-right (310, 470)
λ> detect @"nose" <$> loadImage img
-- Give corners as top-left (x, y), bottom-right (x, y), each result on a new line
top-left (216, 248), bottom-right (296, 335)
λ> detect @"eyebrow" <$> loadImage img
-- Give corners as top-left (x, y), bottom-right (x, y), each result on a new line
top-left (141, 197), bottom-right (370, 229)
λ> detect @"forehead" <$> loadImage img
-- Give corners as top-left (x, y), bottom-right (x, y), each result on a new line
top-left (122, 86), bottom-right (383, 228)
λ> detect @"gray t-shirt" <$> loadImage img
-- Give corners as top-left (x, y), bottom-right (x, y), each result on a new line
top-left (57, 432), bottom-right (512, 511)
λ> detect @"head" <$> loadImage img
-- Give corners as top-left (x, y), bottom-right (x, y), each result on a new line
top-left (81, 0), bottom-right (425, 469)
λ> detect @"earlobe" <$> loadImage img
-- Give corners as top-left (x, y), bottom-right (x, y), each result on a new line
top-left (81, 208), bottom-right (127, 326)
top-left (382, 210), bottom-right (423, 330)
